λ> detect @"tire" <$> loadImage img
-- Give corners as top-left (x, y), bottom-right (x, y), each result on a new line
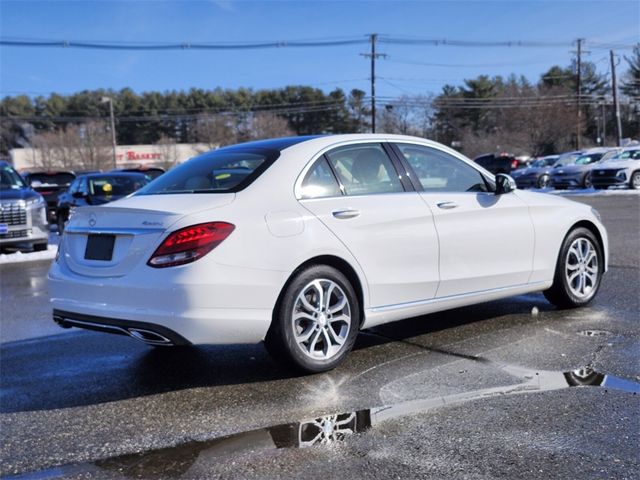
top-left (57, 212), bottom-right (67, 235)
top-left (582, 174), bottom-right (592, 189)
top-left (265, 265), bottom-right (360, 373)
top-left (537, 174), bottom-right (551, 189)
top-left (33, 243), bottom-right (48, 252)
top-left (630, 171), bottom-right (640, 190)
top-left (544, 227), bottom-right (603, 308)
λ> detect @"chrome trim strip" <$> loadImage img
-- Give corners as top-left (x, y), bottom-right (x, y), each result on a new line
top-left (61, 317), bottom-right (130, 335)
top-left (370, 281), bottom-right (548, 313)
top-left (65, 226), bottom-right (165, 235)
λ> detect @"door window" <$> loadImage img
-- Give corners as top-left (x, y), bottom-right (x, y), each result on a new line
top-left (300, 158), bottom-right (342, 199)
top-left (396, 144), bottom-right (489, 193)
top-left (325, 144), bottom-right (403, 196)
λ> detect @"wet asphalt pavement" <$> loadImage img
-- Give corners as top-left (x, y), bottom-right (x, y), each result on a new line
top-left (0, 194), bottom-right (638, 479)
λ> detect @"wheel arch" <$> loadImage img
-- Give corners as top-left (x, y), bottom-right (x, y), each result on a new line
top-left (272, 255), bottom-right (367, 328)
top-left (567, 220), bottom-right (607, 271)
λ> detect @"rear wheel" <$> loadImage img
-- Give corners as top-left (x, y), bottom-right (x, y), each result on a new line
top-left (544, 227), bottom-right (603, 308)
top-left (265, 265), bottom-right (359, 373)
top-left (630, 171), bottom-right (640, 190)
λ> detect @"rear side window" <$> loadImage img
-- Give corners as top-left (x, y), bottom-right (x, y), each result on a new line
top-left (137, 147), bottom-right (278, 195)
top-left (300, 158), bottom-right (342, 199)
top-left (396, 144), bottom-right (489, 193)
top-left (325, 144), bottom-right (403, 196)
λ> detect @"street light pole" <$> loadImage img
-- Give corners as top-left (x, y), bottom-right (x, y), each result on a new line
top-left (101, 96), bottom-right (117, 169)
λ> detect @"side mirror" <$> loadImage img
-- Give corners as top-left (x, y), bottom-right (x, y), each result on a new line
top-left (72, 191), bottom-right (86, 199)
top-left (495, 173), bottom-right (516, 195)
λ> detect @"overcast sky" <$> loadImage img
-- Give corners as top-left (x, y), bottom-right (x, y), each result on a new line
top-left (1, 0), bottom-right (638, 99)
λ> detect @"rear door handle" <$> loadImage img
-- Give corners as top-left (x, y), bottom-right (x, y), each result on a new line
top-left (332, 209), bottom-right (360, 219)
top-left (436, 201), bottom-right (459, 210)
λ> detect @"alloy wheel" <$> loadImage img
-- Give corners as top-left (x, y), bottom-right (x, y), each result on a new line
top-left (632, 172), bottom-right (640, 190)
top-left (291, 279), bottom-right (351, 361)
top-left (565, 237), bottom-right (598, 299)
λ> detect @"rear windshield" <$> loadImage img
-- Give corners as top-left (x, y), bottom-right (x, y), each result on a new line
top-left (89, 175), bottom-right (148, 197)
top-left (1, 165), bottom-right (27, 190)
top-left (28, 172), bottom-right (75, 186)
top-left (136, 148), bottom-right (278, 195)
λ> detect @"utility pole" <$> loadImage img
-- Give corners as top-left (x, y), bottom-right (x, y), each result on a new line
top-left (575, 38), bottom-right (583, 149)
top-left (601, 102), bottom-right (606, 145)
top-left (610, 50), bottom-right (623, 146)
top-left (361, 34), bottom-right (387, 133)
top-left (101, 96), bottom-right (118, 168)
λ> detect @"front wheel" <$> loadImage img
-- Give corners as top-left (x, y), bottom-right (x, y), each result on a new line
top-left (537, 174), bottom-right (551, 189)
top-left (265, 265), bottom-right (359, 373)
top-left (582, 174), bottom-right (592, 188)
top-left (544, 227), bottom-right (603, 308)
top-left (630, 171), bottom-right (640, 190)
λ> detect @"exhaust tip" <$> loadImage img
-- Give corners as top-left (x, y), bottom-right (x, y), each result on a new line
top-left (53, 315), bottom-right (72, 328)
top-left (127, 328), bottom-right (173, 346)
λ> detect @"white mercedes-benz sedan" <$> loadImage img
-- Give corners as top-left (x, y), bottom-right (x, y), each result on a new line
top-left (49, 134), bottom-right (608, 372)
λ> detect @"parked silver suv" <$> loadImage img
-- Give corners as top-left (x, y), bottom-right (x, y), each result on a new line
top-left (589, 147), bottom-right (640, 190)
top-left (0, 161), bottom-right (49, 251)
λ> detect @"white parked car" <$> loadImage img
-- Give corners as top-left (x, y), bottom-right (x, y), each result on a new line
top-left (49, 135), bottom-right (608, 372)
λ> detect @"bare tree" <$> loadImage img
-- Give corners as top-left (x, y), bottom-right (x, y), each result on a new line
top-left (243, 112), bottom-right (294, 140)
top-left (154, 134), bottom-right (180, 170)
top-left (192, 114), bottom-right (236, 152)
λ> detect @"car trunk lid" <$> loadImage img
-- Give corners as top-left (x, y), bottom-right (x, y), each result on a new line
top-left (61, 193), bottom-right (235, 277)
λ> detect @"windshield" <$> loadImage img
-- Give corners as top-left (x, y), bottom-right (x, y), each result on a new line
top-left (555, 153), bottom-right (580, 167)
top-left (0, 165), bottom-right (27, 190)
top-left (28, 172), bottom-right (75, 186)
top-left (531, 156), bottom-right (558, 168)
top-left (575, 153), bottom-right (604, 165)
top-left (610, 150), bottom-right (640, 161)
top-left (136, 148), bottom-right (277, 195)
top-left (88, 175), bottom-right (148, 198)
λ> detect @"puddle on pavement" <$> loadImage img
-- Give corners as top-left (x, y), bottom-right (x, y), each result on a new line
top-left (11, 365), bottom-right (639, 480)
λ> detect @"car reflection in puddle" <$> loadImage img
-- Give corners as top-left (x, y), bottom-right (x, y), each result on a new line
top-left (13, 366), bottom-right (639, 479)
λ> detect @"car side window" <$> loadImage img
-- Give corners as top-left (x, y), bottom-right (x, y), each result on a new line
top-left (396, 144), bottom-right (489, 193)
top-left (300, 158), bottom-right (342, 199)
top-left (325, 144), bottom-right (403, 196)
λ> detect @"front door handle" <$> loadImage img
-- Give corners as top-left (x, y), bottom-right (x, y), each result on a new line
top-left (436, 201), bottom-right (459, 210)
top-left (332, 209), bottom-right (360, 219)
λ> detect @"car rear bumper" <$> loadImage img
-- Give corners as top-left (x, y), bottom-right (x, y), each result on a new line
top-left (48, 257), bottom-right (288, 345)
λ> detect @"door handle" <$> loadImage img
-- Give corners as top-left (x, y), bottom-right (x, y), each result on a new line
top-left (436, 201), bottom-right (459, 210)
top-left (332, 209), bottom-right (360, 219)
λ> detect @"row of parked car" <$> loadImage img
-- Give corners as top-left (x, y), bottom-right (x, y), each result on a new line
top-left (474, 146), bottom-right (640, 190)
top-left (0, 164), bottom-right (165, 252)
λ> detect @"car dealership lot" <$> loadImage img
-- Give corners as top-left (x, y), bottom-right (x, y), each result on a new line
top-left (0, 194), bottom-right (638, 479)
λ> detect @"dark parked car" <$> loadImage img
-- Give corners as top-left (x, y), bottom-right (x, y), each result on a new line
top-left (112, 166), bottom-right (165, 180)
top-left (0, 161), bottom-right (49, 251)
top-left (473, 153), bottom-right (522, 174)
top-left (56, 172), bottom-right (150, 233)
top-left (550, 148), bottom-right (620, 189)
top-left (511, 155), bottom-right (560, 189)
top-left (22, 171), bottom-right (76, 223)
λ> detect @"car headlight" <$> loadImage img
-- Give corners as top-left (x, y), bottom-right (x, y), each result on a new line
top-left (25, 196), bottom-right (45, 208)
top-left (591, 207), bottom-right (602, 222)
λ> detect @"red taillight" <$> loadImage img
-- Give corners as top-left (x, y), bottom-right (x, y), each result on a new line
top-left (511, 160), bottom-right (519, 169)
top-left (147, 222), bottom-right (235, 268)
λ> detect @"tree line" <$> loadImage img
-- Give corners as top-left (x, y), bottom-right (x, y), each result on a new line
top-left (1, 45), bottom-right (638, 167)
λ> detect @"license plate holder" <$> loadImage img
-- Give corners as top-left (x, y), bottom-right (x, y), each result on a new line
top-left (84, 234), bottom-right (115, 261)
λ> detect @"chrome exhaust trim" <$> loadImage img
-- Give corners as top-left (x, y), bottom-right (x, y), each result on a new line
top-left (127, 328), bottom-right (173, 346)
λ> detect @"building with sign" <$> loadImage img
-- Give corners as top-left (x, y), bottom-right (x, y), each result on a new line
top-left (9, 143), bottom-right (212, 172)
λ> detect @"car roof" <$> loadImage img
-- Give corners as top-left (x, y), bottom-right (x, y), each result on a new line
top-left (79, 171), bottom-right (148, 180)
